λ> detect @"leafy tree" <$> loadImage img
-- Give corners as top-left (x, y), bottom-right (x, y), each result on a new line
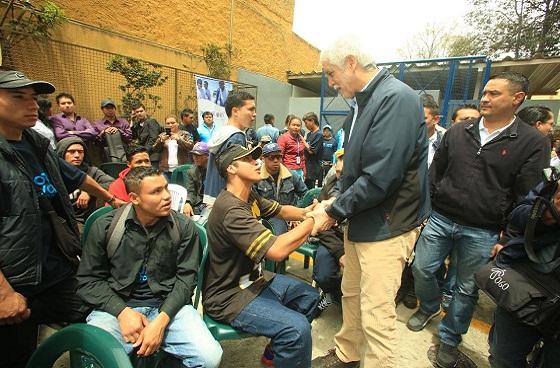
top-left (466, 0), bottom-right (560, 58)
top-left (202, 42), bottom-right (234, 79)
top-left (106, 56), bottom-right (168, 116)
top-left (0, 0), bottom-right (66, 66)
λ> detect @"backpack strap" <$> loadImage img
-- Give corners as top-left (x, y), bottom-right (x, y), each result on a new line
top-left (167, 210), bottom-right (180, 245)
top-left (106, 203), bottom-right (133, 259)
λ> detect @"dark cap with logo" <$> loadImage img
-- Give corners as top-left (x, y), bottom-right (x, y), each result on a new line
top-left (0, 70), bottom-right (55, 94)
top-left (216, 144), bottom-right (262, 178)
top-left (101, 98), bottom-right (116, 108)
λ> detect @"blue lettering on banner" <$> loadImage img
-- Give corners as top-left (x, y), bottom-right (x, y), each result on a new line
top-left (33, 172), bottom-right (57, 198)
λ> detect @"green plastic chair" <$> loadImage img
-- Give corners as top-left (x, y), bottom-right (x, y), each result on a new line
top-left (26, 324), bottom-right (132, 368)
top-left (82, 206), bottom-right (113, 245)
top-left (297, 187), bottom-right (322, 208)
top-left (193, 223), bottom-right (253, 341)
top-left (170, 164), bottom-right (193, 187)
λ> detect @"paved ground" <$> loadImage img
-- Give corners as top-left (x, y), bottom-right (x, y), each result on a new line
top-left (41, 255), bottom-right (495, 368)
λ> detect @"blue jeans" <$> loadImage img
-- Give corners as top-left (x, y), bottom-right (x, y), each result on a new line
top-left (230, 274), bottom-right (320, 368)
top-left (412, 211), bottom-right (498, 346)
top-left (312, 245), bottom-right (341, 296)
top-left (86, 305), bottom-right (222, 368)
top-left (489, 307), bottom-right (560, 368)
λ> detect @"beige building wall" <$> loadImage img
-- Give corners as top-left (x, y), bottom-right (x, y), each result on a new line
top-left (51, 0), bottom-right (320, 81)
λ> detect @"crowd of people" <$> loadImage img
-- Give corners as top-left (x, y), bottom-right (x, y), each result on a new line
top-left (0, 35), bottom-right (559, 368)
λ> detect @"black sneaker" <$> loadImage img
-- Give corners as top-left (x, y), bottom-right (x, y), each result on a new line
top-left (436, 342), bottom-right (459, 368)
top-left (406, 307), bottom-right (441, 331)
top-left (316, 291), bottom-right (333, 316)
top-left (312, 348), bottom-right (359, 367)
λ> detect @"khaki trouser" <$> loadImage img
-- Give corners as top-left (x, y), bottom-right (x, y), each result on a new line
top-left (334, 227), bottom-right (420, 367)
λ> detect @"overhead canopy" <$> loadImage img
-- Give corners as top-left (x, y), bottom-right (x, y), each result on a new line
top-left (287, 56), bottom-right (560, 97)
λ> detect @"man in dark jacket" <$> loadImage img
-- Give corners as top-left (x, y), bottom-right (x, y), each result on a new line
top-left (56, 137), bottom-right (114, 227)
top-left (182, 142), bottom-right (209, 217)
top-left (407, 72), bottom-right (551, 368)
top-left (130, 102), bottom-right (161, 169)
top-left (0, 70), bottom-right (124, 368)
top-left (311, 37), bottom-right (429, 368)
top-left (77, 167), bottom-right (222, 366)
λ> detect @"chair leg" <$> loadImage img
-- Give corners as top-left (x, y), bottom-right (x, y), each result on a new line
top-left (304, 255), bottom-right (310, 269)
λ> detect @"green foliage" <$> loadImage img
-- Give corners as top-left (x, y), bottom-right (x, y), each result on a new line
top-left (106, 56), bottom-right (168, 115)
top-left (202, 42), bottom-right (234, 79)
top-left (466, 0), bottom-right (560, 58)
top-left (0, 0), bottom-right (66, 64)
top-left (446, 35), bottom-right (483, 57)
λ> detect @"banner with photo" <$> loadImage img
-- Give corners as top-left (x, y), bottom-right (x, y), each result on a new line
top-left (195, 75), bottom-right (233, 132)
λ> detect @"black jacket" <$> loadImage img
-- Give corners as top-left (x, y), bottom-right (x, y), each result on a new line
top-left (131, 118), bottom-right (161, 161)
top-left (77, 208), bottom-right (199, 319)
top-left (431, 117), bottom-right (550, 231)
top-left (0, 130), bottom-right (81, 287)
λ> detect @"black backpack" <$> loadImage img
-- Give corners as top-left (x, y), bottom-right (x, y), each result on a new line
top-left (475, 195), bottom-right (560, 339)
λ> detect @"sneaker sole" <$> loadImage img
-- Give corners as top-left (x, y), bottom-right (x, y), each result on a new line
top-left (406, 308), bottom-right (442, 332)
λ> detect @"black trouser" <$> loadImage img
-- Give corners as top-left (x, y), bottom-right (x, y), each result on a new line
top-left (0, 276), bottom-right (90, 368)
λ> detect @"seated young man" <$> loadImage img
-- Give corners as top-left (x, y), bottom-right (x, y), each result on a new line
top-left (56, 137), bottom-right (114, 227)
top-left (203, 144), bottom-right (320, 368)
top-left (254, 142), bottom-right (308, 235)
top-left (182, 142), bottom-right (209, 217)
top-left (77, 167), bottom-right (222, 367)
top-left (108, 145), bottom-right (151, 202)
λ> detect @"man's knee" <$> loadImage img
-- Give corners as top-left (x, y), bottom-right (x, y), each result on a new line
top-left (188, 340), bottom-right (223, 368)
top-left (277, 314), bottom-right (312, 348)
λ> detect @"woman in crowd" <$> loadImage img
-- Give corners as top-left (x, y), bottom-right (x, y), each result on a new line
top-left (32, 97), bottom-right (57, 149)
top-left (153, 114), bottom-right (194, 180)
top-left (277, 115), bottom-right (308, 178)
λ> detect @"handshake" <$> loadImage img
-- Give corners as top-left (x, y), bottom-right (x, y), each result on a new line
top-left (304, 198), bottom-right (337, 236)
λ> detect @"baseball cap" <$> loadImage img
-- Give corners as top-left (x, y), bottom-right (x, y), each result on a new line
top-left (260, 135), bottom-right (272, 144)
top-left (262, 143), bottom-right (282, 156)
top-left (216, 144), bottom-right (262, 177)
top-left (0, 70), bottom-right (55, 94)
top-left (101, 98), bottom-right (116, 108)
top-left (335, 148), bottom-right (344, 160)
top-left (191, 142), bottom-right (209, 155)
top-left (323, 124), bottom-right (332, 131)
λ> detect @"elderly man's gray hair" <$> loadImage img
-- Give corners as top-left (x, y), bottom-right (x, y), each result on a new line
top-left (320, 36), bottom-right (377, 69)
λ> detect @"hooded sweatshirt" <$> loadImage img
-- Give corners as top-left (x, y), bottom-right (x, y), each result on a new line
top-left (56, 137), bottom-right (114, 223)
top-left (204, 125), bottom-right (247, 200)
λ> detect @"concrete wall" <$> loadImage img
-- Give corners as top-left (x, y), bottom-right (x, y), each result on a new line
top-left (51, 0), bottom-right (320, 81)
top-left (237, 69), bottom-right (292, 129)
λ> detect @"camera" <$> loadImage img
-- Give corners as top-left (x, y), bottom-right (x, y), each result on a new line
top-left (165, 128), bottom-right (172, 136)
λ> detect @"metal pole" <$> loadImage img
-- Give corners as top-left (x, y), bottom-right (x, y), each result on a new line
top-left (441, 60), bottom-right (457, 128)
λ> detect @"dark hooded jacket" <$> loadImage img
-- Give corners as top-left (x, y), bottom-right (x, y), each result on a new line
top-left (56, 137), bottom-right (114, 223)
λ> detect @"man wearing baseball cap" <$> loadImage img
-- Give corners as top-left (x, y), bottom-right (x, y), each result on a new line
top-left (203, 144), bottom-right (320, 367)
top-left (0, 70), bottom-right (125, 367)
top-left (182, 142), bottom-right (210, 217)
top-left (92, 98), bottom-right (132, 162)
top-left (255, 142), bottom-right (307, 207)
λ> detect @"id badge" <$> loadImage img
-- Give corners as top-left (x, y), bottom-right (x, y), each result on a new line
top-left (296, 156), bottom-right (301, 165)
